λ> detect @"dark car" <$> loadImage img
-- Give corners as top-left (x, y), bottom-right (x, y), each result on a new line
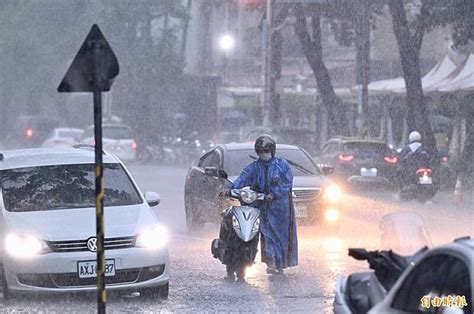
top-left (244, 126), bottom-right (318, 156)
top-left (316, 137), bottom-right (398, 187)
top-left (184, 143), bottom-right (343, 230)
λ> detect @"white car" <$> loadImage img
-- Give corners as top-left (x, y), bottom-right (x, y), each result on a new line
top-left (41, 127), bottom-right (84, 148)
top-left (0, 147), bottom-right (170, 298)
top-left (369, 237), bottom-right (472, 314)
top-left (81, 124), bottom-right (137, 162)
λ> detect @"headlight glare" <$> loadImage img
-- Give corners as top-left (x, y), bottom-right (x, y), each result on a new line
top-left (325, 208), bottom-right (340, 222)
top-left (5, 233), bottom-right (48, 259)
top-left (323, 185), bottom-right (343, 202)
top-left (136, 225), bottom-right (168, 250)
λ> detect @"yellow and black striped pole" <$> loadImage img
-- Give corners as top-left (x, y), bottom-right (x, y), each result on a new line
top-left (93, 42), bottom-right (106, 313)
top-left (94, 89), bottom-right (106, 313)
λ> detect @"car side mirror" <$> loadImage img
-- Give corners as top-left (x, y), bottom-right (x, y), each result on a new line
top-left (144, 192), bottom-right (160, 207)
top-left (204, 167), bottom-right (228, 180)
top-left (204, 167), bottom-right (219, 177)
top-left (320, 165), bottom-right (334, 176)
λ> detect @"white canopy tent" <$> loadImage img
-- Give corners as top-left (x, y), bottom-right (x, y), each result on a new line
top-left (437, 54), bottom-right (474, 93)
top-left (364, 55), bottom-right (458, 95)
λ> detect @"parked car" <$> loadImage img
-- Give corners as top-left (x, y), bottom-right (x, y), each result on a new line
top-left (81, 124), bottom-right (137, 162)
top-left (184, 143), bottom-right (343, 230)
top-left (41, 127), bottom-right (84, 148)
top-left (315, 137), bottom-right (398, 188)
top-left (0, 147), bottom-right (169, 299)
top-left (3, 116), bottom-right (60, 149)
top-left (369, 236), bottom-right (472, 313)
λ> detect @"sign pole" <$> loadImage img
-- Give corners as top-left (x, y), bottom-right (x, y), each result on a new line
top-left (58, 25), bottom-right (119, 314)
top-left (94, 90), bottom-right (106, 313)
top-left (92, 41), bottom-right (106, 314)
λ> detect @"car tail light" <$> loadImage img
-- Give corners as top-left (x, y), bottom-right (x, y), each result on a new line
top-left (441, 156), bottom-right (448, 163)
top-left (132, 140), bottom-right (137, 150)
top-left (416, 168), bottom-right (432, 176)
top-left (25, 128), bottom-right (34, 139)
top-left (384, 156), bottom-right (398, 164)
top-left (338, 154), bottom-right (354, 162)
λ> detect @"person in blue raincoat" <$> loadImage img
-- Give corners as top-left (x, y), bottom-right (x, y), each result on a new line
top-left (232, 134), bottom-right (298, 274)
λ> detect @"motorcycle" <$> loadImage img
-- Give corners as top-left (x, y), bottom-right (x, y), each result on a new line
top-left (334, 211), bottom-right (431, 314)
top-left (399, 167), bottom-right (436, 202)
top-left (210, 170), bottom-right (265, 281)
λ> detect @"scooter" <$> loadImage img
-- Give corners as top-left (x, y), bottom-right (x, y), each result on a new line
top-left (211, 186), bottom-right (265, 281)
top-left (399, 167), bottom-right (436, 202)
top-left (334, 212), bottom-right (431, 314)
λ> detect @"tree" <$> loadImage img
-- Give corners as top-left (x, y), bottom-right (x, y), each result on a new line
top-left (388, 0), bottom-right (474, 154)
top-left (293, 2), bottom-right (353, 136)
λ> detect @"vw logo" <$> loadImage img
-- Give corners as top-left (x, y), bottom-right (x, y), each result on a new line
top-left (87, 237), bottom-right (97, 252)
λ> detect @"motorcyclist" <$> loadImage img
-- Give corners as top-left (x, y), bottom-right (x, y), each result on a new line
top-left (398, 131), bottom-right (431, 186)
top-left (227, 134), bottom-right (298, 274)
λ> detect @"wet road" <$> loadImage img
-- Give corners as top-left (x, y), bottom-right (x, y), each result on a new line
top-left (1, 164), bottom-right (472, 313)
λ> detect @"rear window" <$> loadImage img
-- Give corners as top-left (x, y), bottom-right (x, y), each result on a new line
top-left (343, 142), bottom-right (389, 156)
top-left (226, 149), bottom-right (321, 177)
top-left (103, 127), bottom-right (133, 140)
top-left (58, 130), bottom-right (83, 141)
top-left (1, 163), bottom-right (142, 212)
top-left (83, 126), bottom-right (132, 140)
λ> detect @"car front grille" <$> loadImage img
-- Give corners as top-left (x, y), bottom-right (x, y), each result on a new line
top-left (17, 265), bottom-right (165, 288)
top-left (292, 188), bottom-right (320, 200)
top-left (47, 236), bottom-right (135, 253)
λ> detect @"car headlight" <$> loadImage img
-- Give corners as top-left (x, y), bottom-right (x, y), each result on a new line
top-left (325, 208), bottom-right (340, 222)
top-left (240, 190), bottom-right (257, 203)
top-left (5, 233), bottom-right (49, 259)
top-left (252, 218), bottom-right (260, 233)
top-left (323, 185), bottom-right (343, 202)
top-left (135, 225), bottom-right (168, 250)
top-left (232, 215), bottom-right (241, 230)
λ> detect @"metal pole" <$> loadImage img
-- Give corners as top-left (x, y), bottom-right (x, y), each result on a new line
top-left (93, 43), bottom-right (106, 314)
top-left (262, 0), bottom-right (273, 127)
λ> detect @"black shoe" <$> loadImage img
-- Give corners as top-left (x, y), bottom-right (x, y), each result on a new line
top-left (266, 267), bottom-right (284, 275)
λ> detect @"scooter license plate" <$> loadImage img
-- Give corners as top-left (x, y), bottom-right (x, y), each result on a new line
top-left (419, 175), bottom-right (433, 185)
top-left (295, 205), bottom-right (307, 218)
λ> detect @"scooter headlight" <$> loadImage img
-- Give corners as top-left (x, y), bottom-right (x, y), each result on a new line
top-left (252, 218), bottom-right (260, 233)
top-left (240, 190), bottom-right (257, 203)
top-left (5, 233), bottom-right (50, 259)
top-left (136, 225), bottom-right (168, 250)
top-left (232, 215), bottom-right (241, 230)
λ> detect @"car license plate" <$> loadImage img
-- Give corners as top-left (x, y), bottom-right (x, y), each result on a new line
top-left (360, 167), bottom-right (377, 177)
top-left (78, 259), bottom-right (116, 278)
top-left (419, 175), bottom-right (433, 185)
top-left (295, 205), bottom-right (307, 218)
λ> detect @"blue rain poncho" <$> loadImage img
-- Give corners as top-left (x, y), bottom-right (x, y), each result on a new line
top-left (232, 156), bottom-right (298, 269)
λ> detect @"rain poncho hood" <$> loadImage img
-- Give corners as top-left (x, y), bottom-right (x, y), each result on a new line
top-left (232, 156), bottom-right (298, 269)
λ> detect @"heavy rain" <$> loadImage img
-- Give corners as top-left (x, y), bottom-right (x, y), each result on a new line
top-left (0, 0), bottom-right (472, 313)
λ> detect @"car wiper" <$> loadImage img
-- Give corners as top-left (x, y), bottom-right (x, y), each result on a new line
top-left (248, 154), bottom-right (315, 175)
top-left (285, 159), bottom-right (315, 175)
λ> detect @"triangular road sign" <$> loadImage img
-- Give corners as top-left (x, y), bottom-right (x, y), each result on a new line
top-left (58, 24), bottom-right (119, 93)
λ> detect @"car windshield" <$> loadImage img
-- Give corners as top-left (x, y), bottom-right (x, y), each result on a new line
top-left (226, 149), bottom-right (321, 177)
top-left (343, 142), bottom-right (390, 156)
top-left (1, 163), bottom-right (142, 212)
